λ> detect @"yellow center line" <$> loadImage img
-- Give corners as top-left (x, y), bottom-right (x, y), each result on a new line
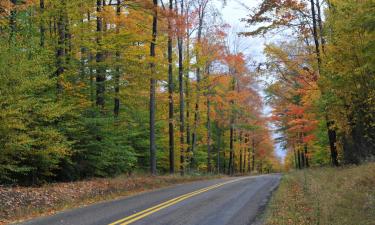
top-left (109, 177), bottom-right (248, 225)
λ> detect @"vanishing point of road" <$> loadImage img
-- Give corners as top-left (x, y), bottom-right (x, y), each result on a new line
top-left (19, 174), bottom-right (281, 225)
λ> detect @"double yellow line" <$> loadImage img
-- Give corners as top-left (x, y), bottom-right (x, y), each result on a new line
top-left (109, 177), bottom-right (247, 225)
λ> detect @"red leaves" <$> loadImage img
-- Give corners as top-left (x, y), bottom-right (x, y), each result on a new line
top-left (302, 134), bottom-right (315, 143)
top-left (286, 105), bottom-right (305, 116)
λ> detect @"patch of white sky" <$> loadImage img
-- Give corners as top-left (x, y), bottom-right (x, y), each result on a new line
top-left (214, 0), bottom-right (287, 162)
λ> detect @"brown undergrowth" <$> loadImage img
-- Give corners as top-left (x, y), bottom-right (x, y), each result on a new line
top-left (0, 174), bottom-right (221, 225)
top-left (264, 163), bottom-right (375, 225)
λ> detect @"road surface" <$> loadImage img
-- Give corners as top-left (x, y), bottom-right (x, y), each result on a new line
top-left (19, 174), bottom-right (281, 225)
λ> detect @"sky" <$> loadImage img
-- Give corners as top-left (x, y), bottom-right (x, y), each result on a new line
top-left (215, 0), bottom-right (287, 162)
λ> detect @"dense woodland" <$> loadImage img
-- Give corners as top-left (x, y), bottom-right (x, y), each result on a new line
top-left (0, 0), bottom-right (373, 186)
top-left (242, 0), bottom-right (375, 169)
top-left (0, 0), bottom-right (280, 185)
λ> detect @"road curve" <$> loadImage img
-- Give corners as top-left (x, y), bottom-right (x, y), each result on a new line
top-left (18, 174), bottom-right (281, 225)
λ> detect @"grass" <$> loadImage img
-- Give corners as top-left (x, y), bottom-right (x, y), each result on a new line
top-left (263, 163), bottom-right (375, 225)
top-left (0, 173), bottom-right (222, 225)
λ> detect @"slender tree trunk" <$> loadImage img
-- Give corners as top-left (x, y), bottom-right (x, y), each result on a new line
top-left (167, 0), bottom-right (175, 174)
top-left (149, 0), bottom-right (158, 175)
top-left (316, 0), bottom-right (325, 53)
top-left (56, 1), bottom-right (66, 96)
top-left (207, 96), bottom-right (211, 173)
top-left (247, 134), bottom-right (251, 173)
top-left (243, 135), bottom-right (247, 173)
top-left (9, 0), bottom-right (17, 44)
top-left (64, 15), bottom-right (71, 64)
top-left (304, 143), bottom-right (309, 168)
top-left (251, 136), bottom-right (255, 172)
top-left (177, 0), bottom-right (185, 175)
top-left (310, 0), bottom-right (321, 75)
top-left (302, 132), bottom-right (309, 168)
top-left (293, 143), bottom-right (298, 169)
top-left (317, 3), bottom-right (339, 167)
top-left (229, 122), bottom-right (234, 175)
top-left (223, 150), bottom-right (226, 174)
top-left (248, 145), bottom-right (251, 173)
top-left (86, 11), bottom-right (95, 105)
top-left (185, 22), bottom-right (191, 171)
top-left (217, 129), bottom-right (221, 173)
top-left (114, 0), bottom-right (121, 119)
top-left (40, 0), bottom-right (45, 47)
top-left (228, 76), bottom-right (236, 175)
top-left (302, 151), bottom-right (306, 168)
top-left (327, 120), bottom-right (339, 166)
top-left (239, 132), bottom-right (243, 174)
top-left (191, 8), bottom-right (205, 167)
top-left (96, 0), bottom-right (105, 109)
top-left (300, 134), bottom-right (306, 168)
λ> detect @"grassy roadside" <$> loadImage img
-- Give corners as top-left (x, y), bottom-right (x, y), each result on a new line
top-left (263, 163), bottom-right (375, 225)
top-left (0, 174), bottom-right (222, 225)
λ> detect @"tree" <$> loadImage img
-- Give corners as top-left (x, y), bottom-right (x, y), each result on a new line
top-left (167, 0), bottom-right (175, 174)
top-left (149, 0), bottom-right (158, 175)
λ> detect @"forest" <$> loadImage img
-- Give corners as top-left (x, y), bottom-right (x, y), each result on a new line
top-left (244, 0), bottom-right (375, 170)
top-left (0, 0), bottom-right (374, 186)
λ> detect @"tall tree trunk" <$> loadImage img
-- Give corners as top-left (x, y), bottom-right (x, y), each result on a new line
top-left (228, 77), bottom-right (236, 175)
top-left (302, 132), bottom-right (309, 168)
top-left (251, 136), bottom-right (255, 172)
top-left (40, 0), bottom-right (45, 47)
top-left (228, 122), bottom-right (234, 175)
top-left (298, 132), bottom-right (306, 168)
top-left (114, 0), bottom-right (121, 119)
top-left (217, 129), bottom-right (221, 173)
top-left (177, 0), bottom-right (185, 175)
top-left (316, 0), bottom-right (325, 53)
top-left (223, 150), bottom-right (226, 174)
top-left (317, 2), bottom-right (339, 167)
top-left (56, 1), bottom-right (66, 96)
top-left (327, 120), bottom-right (339, 166)
top-left (243, 134), bottom-right (247, 173)
top-left (167, 0), bottom-right (175, 174)
top-left (207, 95), bottom-right (211, 173)
top-left (247, 134), bottom-right (251, 173)
top-left (149, 0), bottom-right (158, 175)
top-left (205, 65), bottom-right (212, 173)
top-left (89, 53), bottom-right (95, 105)
top-left (293, 143), bottom-right (298, 169)
top-left (64, 15), bottom-right (71, 64)
top-left (185, 25), bottom-right (193, 172)
top-left (309, 0), bottom-right (321, 75)
top-left (191, 7), bottom-right (205, 167)
top-left (87, 12), bottom-right (95, 105)
top-left (304, 143), bottom-right (309, 168)
top-left (239, 132), bottom-right (243, 174)
top-left (9, 0), bottom-right (17, 44)
top-left (96, 0), bottom-right (105, 109)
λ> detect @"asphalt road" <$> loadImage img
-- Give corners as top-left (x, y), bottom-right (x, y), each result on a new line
top-left (19, 174), bottom-right (281, 225)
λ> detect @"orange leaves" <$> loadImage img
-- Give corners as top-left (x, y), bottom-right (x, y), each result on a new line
top-left (286, 104), bottom-right (305, 116)
top-left (302, 134), bottom-right (315, 143)
top-left (222, 53), bottom-right (247, 75)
